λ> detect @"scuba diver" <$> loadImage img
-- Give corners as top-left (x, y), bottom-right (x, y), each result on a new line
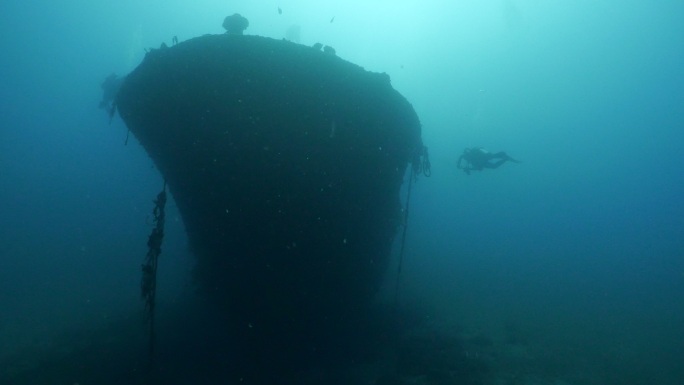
top-left (457, 147), bottom-right (520, 175)
top-left (99, 73), bottom-right (124, 120)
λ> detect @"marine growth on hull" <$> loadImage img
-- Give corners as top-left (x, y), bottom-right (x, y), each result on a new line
top-left (115, 30), bottom-right (423, 382)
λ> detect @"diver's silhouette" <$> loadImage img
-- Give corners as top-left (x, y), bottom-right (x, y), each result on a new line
top-left (457, 147), bottom-right (520, 175)
top-left (99, 73), bottom-right (124, 121)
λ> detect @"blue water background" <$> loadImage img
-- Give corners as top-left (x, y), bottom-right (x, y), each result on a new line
top-left (1, 1), bottom-right (683, 383)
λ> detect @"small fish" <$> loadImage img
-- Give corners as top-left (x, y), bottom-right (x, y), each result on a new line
top-left (278, 7), bottom-right (282, 15)
top-left (330, 16), bottom-right (335, 23)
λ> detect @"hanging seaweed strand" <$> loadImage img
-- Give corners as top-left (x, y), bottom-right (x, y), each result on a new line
top-left (141, 181), bottom-right (167, 366)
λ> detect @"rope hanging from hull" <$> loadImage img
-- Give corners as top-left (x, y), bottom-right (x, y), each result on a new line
top-left (141, 181), bottom-right (167, 366)
top-left (394, 145), bottom-right (431, 309)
